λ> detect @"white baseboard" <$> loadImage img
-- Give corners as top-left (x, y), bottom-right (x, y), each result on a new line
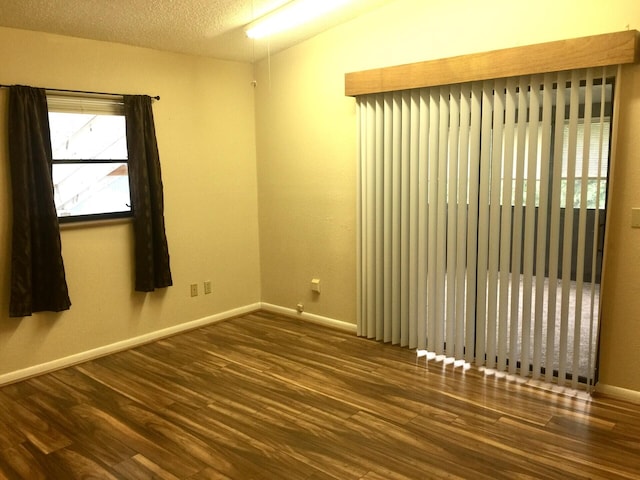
top-left (260, 302), bottom-right (357, 334)
top-left (595, 383), bottom-right (640, 405)
top-left (0, 302), bottom-right (261, 387)
top-left (0, 302), bottom-right (355, 386)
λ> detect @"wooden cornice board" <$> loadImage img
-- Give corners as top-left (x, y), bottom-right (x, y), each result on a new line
top-left (345, 30), bottom-right (639, 96)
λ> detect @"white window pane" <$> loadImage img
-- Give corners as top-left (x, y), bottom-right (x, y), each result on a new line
top-left (49, 112), bottom-right (127, 160)
top-left (561, 120), bottom-right (610, 178)
top-left (53, 163), bottom-right (130, 217)
top-left (560, 120), bottom-right (610, 209)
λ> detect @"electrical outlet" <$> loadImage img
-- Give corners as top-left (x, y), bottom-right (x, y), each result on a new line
top-left (190, 283), bottom-right (198, 297)
top-left (632, 208), bottom-right (640, 228)
top-left (296, 303), bottom-right (304, 313)
top-left (204, 280), bottom-right (212, 295)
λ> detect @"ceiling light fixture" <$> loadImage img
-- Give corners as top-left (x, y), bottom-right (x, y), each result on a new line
top-left (245, 0), bottom-right (351, 39)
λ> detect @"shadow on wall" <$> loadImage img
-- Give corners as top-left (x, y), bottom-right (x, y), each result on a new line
top-left (128, 287), bottom-right (171, 326)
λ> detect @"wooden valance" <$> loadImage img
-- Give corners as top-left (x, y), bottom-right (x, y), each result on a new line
top-left (345, 30), bottom-right (639, 96)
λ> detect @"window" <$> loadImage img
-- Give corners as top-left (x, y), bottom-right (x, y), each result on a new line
top-left (560, 119), bottom-right (610, 209)
top-left (501, 80), bottom-right (612, 210)
top-left (47, 92), bottom-right (131, 222)
top-left (502, 119), bottom-right (610, 209)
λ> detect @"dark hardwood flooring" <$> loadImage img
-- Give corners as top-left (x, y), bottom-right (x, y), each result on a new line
top-left (0, 311), bottom-right (639, 479)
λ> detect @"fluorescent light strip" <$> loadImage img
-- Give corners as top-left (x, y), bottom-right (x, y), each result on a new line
top-left (245, 0), bottom-right (351, 39)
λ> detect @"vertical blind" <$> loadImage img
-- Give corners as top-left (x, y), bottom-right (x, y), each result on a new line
top-left (357, 67), bottom-right (613, 389)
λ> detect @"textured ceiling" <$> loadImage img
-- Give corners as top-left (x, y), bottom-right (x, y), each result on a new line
top-left (0, 0), bottom-right (395, 63)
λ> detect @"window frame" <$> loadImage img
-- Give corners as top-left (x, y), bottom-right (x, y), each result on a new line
top-left (47, 91), bottom-right (133, 224)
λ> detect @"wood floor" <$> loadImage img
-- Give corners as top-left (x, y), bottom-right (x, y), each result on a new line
top-left (0, 311), bottom-right (639, 479)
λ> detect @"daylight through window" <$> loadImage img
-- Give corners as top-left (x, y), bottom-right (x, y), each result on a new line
top-left (47, 92), bottom-right (131, 222)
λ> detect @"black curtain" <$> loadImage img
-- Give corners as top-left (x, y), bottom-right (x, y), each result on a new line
top-left (7, 86), bottom-right (71, 317)
top-left (124, 95), bottom-right (172, 291)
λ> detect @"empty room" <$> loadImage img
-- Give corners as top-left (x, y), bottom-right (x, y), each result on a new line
top-left (1, 0), bottom-right (640, 478)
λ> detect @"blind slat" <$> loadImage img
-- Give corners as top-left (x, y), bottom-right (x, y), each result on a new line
top-left (417, 90), bottom-right (430, 350)
top-left (466, 83), bottom-right (482, 364)
top-left (426, 89), bottom-right (439, 352)
top-left (365, 97), bottom-right (377, 339)
top-left (408, 90), bottom-right (421, 349)
top-left (486, 78), bottom-right (506, 369)
top-left (374, 97), bottom-right (384, 341)
top-left (510, 76), bottom-right (528, 375)
top-left (498, 77), bottom-right (517, 372)
top-left (383, 95), bottom-right (393, 343)
top-left (545, 71), bottom-right (567, 383)
top-left (558, 70), bottom-right (581, 385)
top-left (455, 84), bottom-right (471, 360)
top-left (572, 69), bottom-right (594, 389)
top-left (521, 74), bottom-right (542, 377)
top-left (532, 74), bottom-right (555, 379)
top-left (391, 93), bottom-right (402, 345)
top-left (475, 81), bottom-right (494, 366)
top-left (435, 88), bottom-right (449, 354)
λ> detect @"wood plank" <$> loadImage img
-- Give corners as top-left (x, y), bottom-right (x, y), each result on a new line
top-left (0, 390), bottom-right (72, 455)
top-left (112, 454), bottom-right (181, 480)
top-left (0, 311), bottom-right (639, 478)
top-left (21, 390), bottom-right (137, 467)
top-left (345, 30), bottom-right (639, 96)
top-left (0, 443), bottom-right (49, 480)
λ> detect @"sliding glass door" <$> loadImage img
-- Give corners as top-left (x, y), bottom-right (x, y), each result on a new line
top-left (357, 67), bottom-right (613, 390)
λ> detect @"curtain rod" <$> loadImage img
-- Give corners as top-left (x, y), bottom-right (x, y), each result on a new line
top-left (0, 84), bottom-right (160, 101)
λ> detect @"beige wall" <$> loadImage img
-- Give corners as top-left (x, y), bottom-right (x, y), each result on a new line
top-left (255, 0), bottom-right (640, 392)
top-left (2, 0), bottom-right (640, 395)
top-left (599, 63), bottom-right (640, 392)
top-left (0, 27), bottom-right (261, 377)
